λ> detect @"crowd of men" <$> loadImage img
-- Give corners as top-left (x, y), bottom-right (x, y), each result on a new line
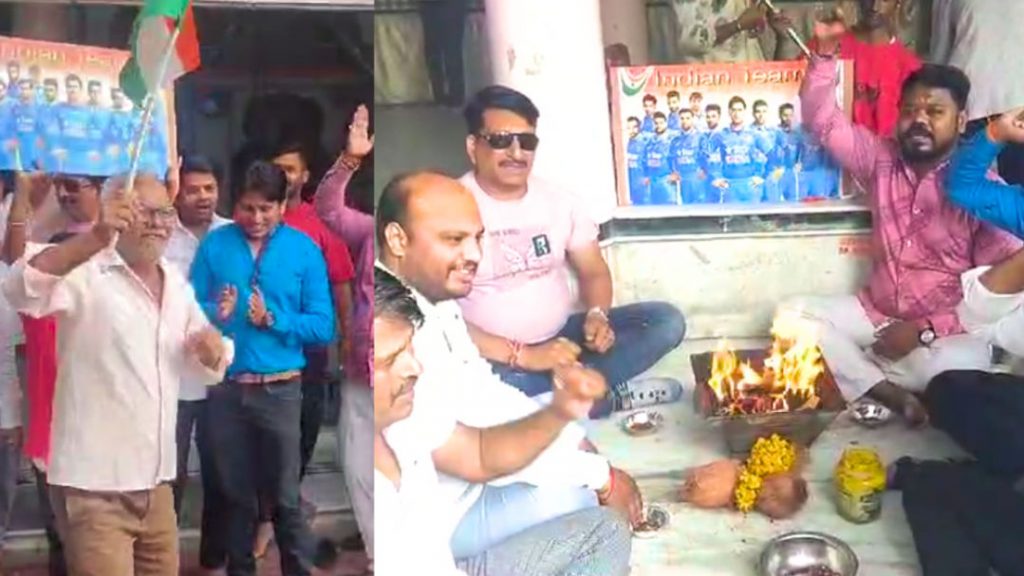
top-left (0, 60), bottom-right (169, 177)
top-left (0, 102), bottom-right (374, 576)
top-left (625, 90), bottom-right (840, 205)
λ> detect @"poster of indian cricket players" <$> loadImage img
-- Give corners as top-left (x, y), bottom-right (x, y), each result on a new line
top-left (610, 60), bottom-right (853, 208)
top-left (0, 36), bottom-right (174, 177)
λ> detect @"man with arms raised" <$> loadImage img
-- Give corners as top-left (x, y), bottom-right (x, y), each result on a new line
top-left (458, 86), bottom-right (686, 418)
top-left (2, 174), bottom-right (232, 576)
top-left (374, 266), bottom-right (631, 576)
top-left (778, 23), bottom-right (1020, 425)
top-left (377, 171), bottom-right (643, 561)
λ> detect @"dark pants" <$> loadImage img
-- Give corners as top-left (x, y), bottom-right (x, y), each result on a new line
top-left (174, 399), bottom-right (229, 569)
top-left (489, 301), bottom-right (686, 418)
top-left (34, 468), bottom-right (67, 576)
top-left (894, 459), bottom-right (1024, 576)
top-left (299, 346), bottom-right (329, 479)
top-left (420, 0), bottom-right (468, 105)
top-left (208, 379), bottom-right (314, 576)
top-left (925, 370), bottom-right (1024, 480)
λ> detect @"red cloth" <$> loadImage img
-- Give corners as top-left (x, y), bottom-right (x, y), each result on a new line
top-left (809, 34), bottom-right (922, 137)
top-left (282, 202), bottom-right (356, 286)
top-left (20, 314), bottom-right (56, 466)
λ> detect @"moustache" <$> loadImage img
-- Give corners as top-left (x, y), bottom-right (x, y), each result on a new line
top-left (499, 160), bottom-right (528, 169)
top-left (903, 125), bottom-right (933, 140)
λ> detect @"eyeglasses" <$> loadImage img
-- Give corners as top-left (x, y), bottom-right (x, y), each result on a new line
top-left (478, 131), bottom-right (540, 152)
top-left (138, 205), bottom-right (177, 222)
top-left (55, 176), bottom-right (96, 194)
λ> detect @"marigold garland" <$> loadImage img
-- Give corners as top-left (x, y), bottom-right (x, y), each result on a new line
top-left (734, 434), bottom-right (797, 512)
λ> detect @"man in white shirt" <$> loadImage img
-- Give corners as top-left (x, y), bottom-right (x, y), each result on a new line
top-left (376, 171), bottom-right (643, 560)
top-left (373, 266), bottom-right (631, 576)
top-left (924, 249), bottom-right (1024, 485)
top-left (163, 155), bottom-right (231, 575)
top-left (2, 173), bottom-right (233, 576)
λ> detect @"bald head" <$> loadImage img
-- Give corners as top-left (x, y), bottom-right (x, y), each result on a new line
top-left (377, 170), bottom-right (484, 303)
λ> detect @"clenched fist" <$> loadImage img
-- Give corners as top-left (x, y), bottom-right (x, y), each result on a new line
top-left (186, 326), bottom-right (225, 370)
top-left (549, 363), bottom-right (607, 421)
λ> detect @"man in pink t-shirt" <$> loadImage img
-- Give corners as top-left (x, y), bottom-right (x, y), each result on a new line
top-left (457, 86), bottom-right (686, 417)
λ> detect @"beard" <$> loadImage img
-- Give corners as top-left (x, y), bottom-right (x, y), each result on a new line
top-left (897, 130), bottom-right (955, 164)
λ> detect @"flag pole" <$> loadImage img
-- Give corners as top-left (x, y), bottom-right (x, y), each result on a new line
top-left (124, 22), bottom-right (181, 198)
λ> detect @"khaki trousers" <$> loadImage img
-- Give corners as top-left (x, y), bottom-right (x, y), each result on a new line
top-left (50, 483), bottom-right (178, 576)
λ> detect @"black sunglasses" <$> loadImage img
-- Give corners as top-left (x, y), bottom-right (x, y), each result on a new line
top-left (478, 131), bottom-right (540, 151)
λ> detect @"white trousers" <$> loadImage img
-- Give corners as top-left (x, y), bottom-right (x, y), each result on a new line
top-left (778, 295), bottom-right (993, 401)
top-left (340, 381), bottom-right (374, 559)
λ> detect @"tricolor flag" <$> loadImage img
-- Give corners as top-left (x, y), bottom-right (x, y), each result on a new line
top-left (119, 0), bottom-right (200, 107)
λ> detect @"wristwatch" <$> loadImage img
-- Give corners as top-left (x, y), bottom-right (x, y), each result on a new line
top-left (918, 322), bottom-right (936, 347)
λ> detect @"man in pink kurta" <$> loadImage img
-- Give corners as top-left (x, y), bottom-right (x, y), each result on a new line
top-left (312, 105), bottom-right (374, 574)
top-left (778, 50), bottom-right (1021, 424)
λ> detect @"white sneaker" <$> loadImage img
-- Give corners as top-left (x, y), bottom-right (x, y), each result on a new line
top-left (617, 377), bottom-right (684, 411)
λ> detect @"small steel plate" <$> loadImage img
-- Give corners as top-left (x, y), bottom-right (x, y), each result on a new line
top-left (622, 410), bottom-right (664, 437)
top-left (633, 504), bottom-right (670, 538)
top-left (849, 400), bottom-right (893, 429)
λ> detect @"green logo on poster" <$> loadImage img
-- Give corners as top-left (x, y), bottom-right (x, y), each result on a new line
top-left (619, 67), bottom-right (654, 97)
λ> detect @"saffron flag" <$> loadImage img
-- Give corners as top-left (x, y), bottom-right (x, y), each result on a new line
top-left (119, 0), bottom-right (200, 107)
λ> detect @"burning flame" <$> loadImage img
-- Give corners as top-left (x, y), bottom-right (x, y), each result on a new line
top-left (708, 309), bottom-right (825, 416)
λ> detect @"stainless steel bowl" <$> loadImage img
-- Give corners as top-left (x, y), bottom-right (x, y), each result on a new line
top-left (849, 400), bottom-right (893, 428)
top-left (757, 532), bottom-right (859, 576)
top-left (632, 504), bottom-right (669, 539)
top-left (622, 410), bottom-right (664, 437)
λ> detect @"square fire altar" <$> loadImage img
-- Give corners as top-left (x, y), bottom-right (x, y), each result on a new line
top-left (690, 313), bottom-right (847, 454)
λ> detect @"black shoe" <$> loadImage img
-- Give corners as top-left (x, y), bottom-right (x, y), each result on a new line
top-left (313, 538), bottom-right (339, 569)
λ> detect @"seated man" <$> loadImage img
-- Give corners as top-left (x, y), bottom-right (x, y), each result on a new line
top-left (456, 86), bottom-right (687, 418)
top-left (778, 33), bottom-right (1021, 425)
top-left (374, 267), bottom-right (631, 576)
top-left (376, 171), bottom-right (644, 560)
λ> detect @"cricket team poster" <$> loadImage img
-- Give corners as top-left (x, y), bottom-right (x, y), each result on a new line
top-left (0, 36), bottom-right (175, 177)
top-left (609, 60), bottom-right (853, 208)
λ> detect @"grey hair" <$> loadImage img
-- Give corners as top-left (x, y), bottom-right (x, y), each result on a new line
top-left (100, 172), bottom-right (166, 200)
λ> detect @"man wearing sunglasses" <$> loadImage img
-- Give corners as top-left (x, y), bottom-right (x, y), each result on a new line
top-left (457, 85), bottom-right (686, 420)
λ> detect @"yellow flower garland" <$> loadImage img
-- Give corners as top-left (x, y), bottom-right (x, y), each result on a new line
top-left (734, 434), bottom-right (798, 512)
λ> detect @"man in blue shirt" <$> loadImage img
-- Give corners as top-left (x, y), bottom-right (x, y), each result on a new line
top-left (767, 103), bottom-right (803, 202)
top-left (799, 129), bottom-right (840, 199)
top-left (707, 96), bottom-right (773, 203)
top-left (105, 87), bottom-right (134, 174)
top-left (751, 99), bottom-right (776, 181)
top-left (640, 94), bottom-right (657, 133)
top-left (28, 65), bottom-right (43, 104)
top-left (191, 161), bottom-right (333, 576)
top-left (947, 110), bottom-right (1024, 236)
top-left (665, 90), bottom-right (683, 132)
top-left (0, 84), bottom-right (13, 170)
top-left (37, 79), bottom-right (62, 173)
top-left (55, 75), bottom-right (98, 175)
top-left (625, 116), bottom-right (649, 205)
top-left (669, 108), bottom-right (707, 204)
top-left (643, 112), bottom-right (677, 205)
top-left (701, 103), bottom-right (723, 201)
top-left (85, 81), bottom-right (110, 175)
top-left (11, 80), bottom-right (41, 171)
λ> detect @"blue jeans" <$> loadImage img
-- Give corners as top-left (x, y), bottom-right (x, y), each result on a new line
top-left (450, 483), bottom-right (599, 560)
top-left (490, 301), bottom-right (686, 418)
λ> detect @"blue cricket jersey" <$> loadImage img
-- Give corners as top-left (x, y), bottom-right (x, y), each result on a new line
top-left (0, 100), bottom-right (14, 169)
top-left (11, 102), bottom-right (40, 170)
top-left (105, 108), bottom-right (134, 173)
top-left (707, 126), bottom-right (774, 180)
top-left (190, 223), bottom-right (336, 376)
top-left (669, 128), bottom-right (704, 176)
top-left (641, 114), bottom-right (655, 134)
top-left (56, 104), bottom-right (96, 174)
top-left (644, 130), bottom-right (676, 204)
top-left (626, 134), bottom-right (649, 204)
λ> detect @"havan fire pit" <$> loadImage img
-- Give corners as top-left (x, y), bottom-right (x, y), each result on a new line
top-left (690, 313), bottom-right (847, 454)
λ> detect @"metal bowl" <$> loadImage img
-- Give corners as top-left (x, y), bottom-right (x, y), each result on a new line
top-left (758, 532), bottom-right (859, 576)
top-left (622, 410), bottom-right (664, 437)
top-left (849, 400), bottom-right (893, 428)
top-left (632, 504), bottom-right (670, 539)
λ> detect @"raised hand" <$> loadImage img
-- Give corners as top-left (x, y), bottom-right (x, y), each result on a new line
top-left (94, 184), bottom-right (137, 243)
top-left (346, 104), bottom-right (374, 159)
top-left (989, 107), bottom-right (1024, 144)
top-left (247, 286), bottom-right (273, 328)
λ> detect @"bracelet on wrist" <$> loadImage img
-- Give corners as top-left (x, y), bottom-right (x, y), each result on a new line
top-left (507, 339), bottom-right (524, 367)
top-left (339, 154), bottom-right (362, 171)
